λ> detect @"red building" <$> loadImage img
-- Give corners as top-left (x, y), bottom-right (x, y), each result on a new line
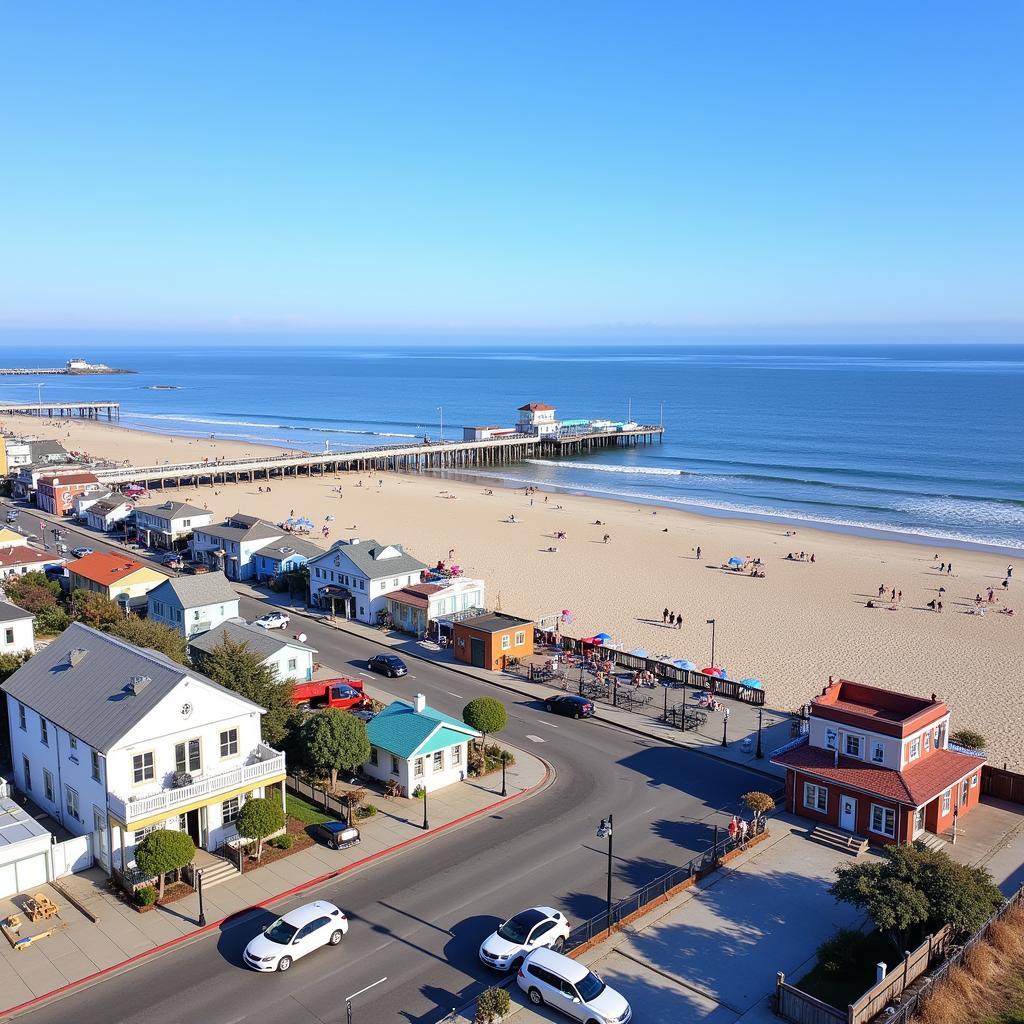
top-left (35, 472), bottom-right (100, 515)
top-left (772, 679), bottom-right (984, 845)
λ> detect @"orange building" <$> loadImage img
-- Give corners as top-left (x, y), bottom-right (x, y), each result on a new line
top-left (452, 612), bottom-right (534, 671)
top-left (35, 472), bottom-right (100, 515)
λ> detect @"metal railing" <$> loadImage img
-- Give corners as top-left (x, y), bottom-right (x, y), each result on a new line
top-left (563, 817), bottom-right (768, 952)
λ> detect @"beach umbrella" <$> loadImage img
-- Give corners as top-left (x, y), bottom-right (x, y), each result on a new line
top-left (673, 659), bottom-right (697, 670)
top-left (702, 666), bottom-right (724, 677)
top-left (629, 648), bottom-right (649, 658)
top-left (740, 677), bottom-right (763, 689)
top-left (727, 557), bottom-right (745, 567)
top-left (595, 632), bottom-right (612, 641)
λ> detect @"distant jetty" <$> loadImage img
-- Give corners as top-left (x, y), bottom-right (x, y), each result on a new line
top-left (0, 358), bottom-right (136, 375)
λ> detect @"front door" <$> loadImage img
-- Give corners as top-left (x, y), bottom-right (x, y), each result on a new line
top-left (914, 806), bottom-right (926, 837)
top-left (470, 637), bottom-right (486, 668)
top-left (839, 795), bottom-right (857, 832)
top-left (184, 808), bottom-right (202, 849)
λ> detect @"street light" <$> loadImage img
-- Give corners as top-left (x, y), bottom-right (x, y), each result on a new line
top-left (755, 708), bottom-right (764, 759)
top-left (196, 869), bottom-right (206, 926)
top-left (721, 707), bottom-right (730, 747)
top-left (706, 618), bottom-right (716, 668)
top-left (437, 406), bottom-right (443, 442)
top-left (596, 814), bottom-right (614, 936)
top-left (500, 750), bottom-right (508, 798)
top-left (422, 785), bottom-right (429, 830)
top-left (346, 977), bottom-right (387, 1024)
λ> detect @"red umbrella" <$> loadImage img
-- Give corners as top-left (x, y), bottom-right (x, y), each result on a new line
top-left (702, 667), bottom-right (724, 677)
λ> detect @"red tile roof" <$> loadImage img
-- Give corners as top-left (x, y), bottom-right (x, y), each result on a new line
top-left (814, 678), bottom-right (944, 725)
top-left (387, 584), bottom-right (442, 609)
top-left (36, 472), bottom-right (100, 487)
top-left (772, 743), bottom-right (983, 807)
top-left (518, 403), bottom-right (555, 411)
top-left (0, 545), bottom-right (51, 568)
top-left (68, 551), bottom-right (148, 585)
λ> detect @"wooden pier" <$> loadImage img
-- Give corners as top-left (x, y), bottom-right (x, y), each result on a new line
top-left (0, 401), bottom-right (121, 419)
top-left (91, 426), bottom-right (663, 488)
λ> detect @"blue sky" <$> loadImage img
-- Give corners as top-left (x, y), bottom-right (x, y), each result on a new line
top-left (1, 2), bottom-right (1022, 332)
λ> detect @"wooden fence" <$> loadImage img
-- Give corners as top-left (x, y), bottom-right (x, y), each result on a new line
top-left (775, 926), bottom-right (951, 1024)
top-left (981, 764), bottom-right (1024, 805)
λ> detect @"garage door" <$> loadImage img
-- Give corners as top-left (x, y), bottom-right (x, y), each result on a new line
top-left (15, 854), bottom-right (49, 893)
top-left (0, 863), bottom-right (16, 901)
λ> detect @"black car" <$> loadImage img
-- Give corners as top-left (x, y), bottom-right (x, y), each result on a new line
top-left (544, 695), bottom-right (595, 719)
top-left (368, 654), bottom-right (408, 678)
top-left (311, 822), bottom-right (361, 850)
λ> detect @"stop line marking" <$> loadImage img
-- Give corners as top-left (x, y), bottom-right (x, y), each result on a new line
top-left (525, 735), bottom-right (546, 743)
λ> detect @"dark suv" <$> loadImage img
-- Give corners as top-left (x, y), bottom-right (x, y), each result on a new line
top-left (368, 654), bottom-right (408, 677)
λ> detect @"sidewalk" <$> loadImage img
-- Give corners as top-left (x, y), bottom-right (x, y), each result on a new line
top-left (0, 742), bottom-right (548, 1015)
top-left (236, 583), bottom-right (793, 782)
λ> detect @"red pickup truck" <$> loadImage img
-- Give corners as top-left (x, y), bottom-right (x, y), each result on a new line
top-left (292, 677), bottom-right (371, 712)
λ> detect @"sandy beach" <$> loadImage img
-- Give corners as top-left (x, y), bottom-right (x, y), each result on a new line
top-left (13, 415), bottom-right (1023, 769)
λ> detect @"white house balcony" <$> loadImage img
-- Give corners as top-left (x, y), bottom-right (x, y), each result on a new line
top-left (108, 743), bottom-right (285, 825)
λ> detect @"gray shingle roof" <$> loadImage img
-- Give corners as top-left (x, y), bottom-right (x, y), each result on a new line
top-left (316, 539), bottom-right (427, 579)
top-left (255, 537), bottom-right (324, 562)
top-left (0, 599), bottom-right (32, 623)
top-left (134, 501), bottom-right (209, 519)
top-left (89, 498), bottom-right (131, 515)
top-left (199, 516), bottom-right (282, 544)
top-left (188, 618), bottom-right (316, 662)
top-left (146, 571), bottom-right (239, 609)
top-left (0, 622), bottom-right (263, 753)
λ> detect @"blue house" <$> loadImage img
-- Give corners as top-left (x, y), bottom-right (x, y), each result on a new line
top-left (253, 537), bottom-right (323, 582)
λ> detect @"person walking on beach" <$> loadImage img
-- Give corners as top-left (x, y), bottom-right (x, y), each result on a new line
top-left (891, 587), bottom-right (896, 602)
top-left (878, 584), bottom-right (886, 598)
top-left (937, 600), bottom-right (943, 612)
top-left (663, 608), bottom-right (669, 623)
top-left (696, 546), bottom-right (701, 560)
top-left (676, 612), bottom-right (683, 629)
top-left (988, 588), bottom-right (995, 603)
top-left (939, 562), bottom-right (945, 573)
top-left (897, 590), bottom-right (902, 603)
top-left (1008, 565), bottom-right (1014, 578)
top-left (668, 612), bottom-right (675, 627)
top-left (603, 533), bottom-right (610, 544)
top-left (947, 563), bottom-right (953, 575)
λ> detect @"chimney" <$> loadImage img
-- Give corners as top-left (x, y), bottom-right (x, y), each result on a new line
top-left (127, 675), bottom-right (151, 696)
top-left (68, 648), bottom-right (88, 668)
top-left (414, 693), bottom-right (426, 713)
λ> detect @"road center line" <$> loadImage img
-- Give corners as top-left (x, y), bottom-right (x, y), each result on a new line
top-left (537, 720), bottom-right (559, 728)
top-left (445, 690), bottom-right (463, 698)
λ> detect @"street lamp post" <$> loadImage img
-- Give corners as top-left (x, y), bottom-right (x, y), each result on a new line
top-left (437, 406), bottom-right (443, 442)
top-left (346, 977), bottom-right (388, 1024)
top-left (706, 618), bottom-right (716, 668)
top-left (501, 750), bottom-right (508, 798)
top-left (596, 815), bottom-right (614, 936)
top-left (422, 785), bottom-right (429, 830)
top-left (196, 869), bottom-right (206, 926)
top-left (755, 708), bottom-right (764, 758)
top-left (721, 707), bottom-right (730, 747)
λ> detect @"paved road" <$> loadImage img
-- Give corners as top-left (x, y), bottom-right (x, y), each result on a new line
top-left (2, 501), bottom-right (770, 1023)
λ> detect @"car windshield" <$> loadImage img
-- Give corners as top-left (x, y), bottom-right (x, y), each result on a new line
top-left (497, 911), bottom-right (543, 943)
top-left (385, 657), bottom-right (401, 666)
top-left (333, 686), bottom-right (359, 699)
top-left (576, 971), bottom-right (606, 1002)
top-left (263, 918), bottom-right (299, 945)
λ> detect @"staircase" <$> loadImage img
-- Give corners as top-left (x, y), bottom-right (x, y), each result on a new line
top-left (192, 850), bottom-right (239, 889)
top-left (809, 823), bottom-right (868, 856)
top-left (916, 831), bottom-right (948, 853)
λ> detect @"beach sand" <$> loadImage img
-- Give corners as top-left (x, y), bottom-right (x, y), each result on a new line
top-left (15, 415), bottom-right (1023, 769)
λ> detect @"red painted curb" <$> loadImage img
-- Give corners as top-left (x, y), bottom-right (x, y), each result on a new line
top-left (1, 761), bottom-right (552, 1020)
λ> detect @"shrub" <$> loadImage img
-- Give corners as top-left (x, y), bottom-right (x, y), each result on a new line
top-left (135, 829), bottom-right (196, 899)
top-left (816, 928), bottom-right (869, 974)
top-left (950, 729), bottom-right (986, 752)
top-left (476, 985), bottom-right (511, 1023)
top-left (134, 885), bottom-right (158, 907)
top-left (236, 797), bottom-right (286, 861)
top-left (356, 803), bottom-right (378, 819)
top-left (269, 834), bottom-right (295, 850)
top-left (33, 605), bottom-right (72, 635)
top-left (412, 784), bottom-right (426, 799)
top-left (499, 749), bottom-right (515, 766)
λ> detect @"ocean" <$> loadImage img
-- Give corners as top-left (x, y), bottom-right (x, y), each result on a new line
top-left (2, 337), bottom-right (1022, 552)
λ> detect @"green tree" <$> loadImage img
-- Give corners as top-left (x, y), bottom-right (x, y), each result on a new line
top-left (949, 729), bottom-right (986, 752)
top-left (462, 697), bottom-right (507, 750)
top-left (195, 636), bottom-right (295, 745)
top-left (5, 571), bottom-right (62, 605)
top-left (741, 791), bottom-right (775, 827)
top-left (476, 986), bottom-right (511, 1023)
top-left (134, 828), bottom-right (196, 899)
top-left (33, 605), bottom-right (72, 636)
top-left (4, 581), bottom-right (59, 614)
top-left (831, 845), bottom-right (1002, 952)
top-left (0, 651), bottom-right (32, 682)
top-left (235, 796), bottom-right (285, 861)
top-left (70, 589), bottom-right (123, 628)
top-left (107, 616), bottom-right (189, 665)
top-left (298, 709), bottom-right (370, 791)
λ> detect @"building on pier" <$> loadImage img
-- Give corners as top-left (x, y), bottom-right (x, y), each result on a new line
top-left (516, 403), bottom-right (560, 436)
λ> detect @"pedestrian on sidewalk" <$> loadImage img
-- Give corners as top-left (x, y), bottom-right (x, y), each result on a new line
top-left (728, 816), bottom-right (738, 844)
top-left (738, 818), bottom-right (749, 845)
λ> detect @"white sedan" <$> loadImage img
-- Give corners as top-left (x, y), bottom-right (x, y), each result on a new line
top-left (243, 901), bottom-right (348, 972)
top-left (479, 906), bottom-right (571, 971)
top-left (254, 611), bottom-right (290, 630)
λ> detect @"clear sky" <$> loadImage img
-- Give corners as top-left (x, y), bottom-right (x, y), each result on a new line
top-left (1, 2), bottom-right (1022, 333)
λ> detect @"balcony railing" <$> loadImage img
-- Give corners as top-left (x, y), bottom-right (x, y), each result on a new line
top-left (108, 744), bottom-right (285, 825)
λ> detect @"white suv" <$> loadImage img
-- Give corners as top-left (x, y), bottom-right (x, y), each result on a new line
top-left (243, 900), bottom-right (348, 972)
top-left (479, 906), bottom-right (570, 971)
top-left (518, 947), bottom-right (631, 1024)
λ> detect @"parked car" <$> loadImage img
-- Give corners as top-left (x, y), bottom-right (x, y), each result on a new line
top-left (160, 552), bottom-right (184, 568)
top-left (254, 611), bottom-right (290, 630)
top-left (70, 546), bottom-right (94, 558)
top-left (349, 707), bottom-right (377, 724)
top-left (187, 562), bottom-right (210, 574)
top-left (292, 678), bottom-right (371, 712)
top-left (367, 653), bottom-right (407, 677)
top-left (479, 907), bottom-right (570, 971)
top-left (311, 822), bottom-right (361, 851)
top-left (544, 695), bottom-right (595, 720)
top-left (243, 900), bottom-right (348, 972)
top-left (517, 947), bottom-right (631, 1023)
top-left (6, 510), bottom-right (19, 523)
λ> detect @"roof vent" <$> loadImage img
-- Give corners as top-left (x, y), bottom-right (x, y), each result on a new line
top-left (68, 648), bottom-right (88, 668)
top-left (281, 546), bottom-right (295, 554)
top-left (127, 675), bottom-right (151, 695)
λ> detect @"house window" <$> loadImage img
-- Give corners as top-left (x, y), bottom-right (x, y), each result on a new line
top-left (924, 732), bottom-right (931, 752)
top-left (66, 785), bottom-right (80, 822)
top-left (870, 804), bottom-right (896, 838)
top-left (287, 658), bottom-right (297, 672)
top-left (961, 779), bottom-right (969, 804)
top-left (370, 747), bottom-right (378, 766)
top-left (133, 823), bottom-right (161, 845)
top-left (182, 519), bottom-right (190, 528)
top-left (193, 610), bottom-right (200, 620)
top-left (380, 581), bottom-right (386, 590)
top-left (908, 737), bottom-right (921, 760)
top-left (942, 789), bottom-right (951, 814)
top-left (844, 735), bottom-right (862, 758)
top-left (515, 630), bottom-right (526, 645)
top-left (413, 758), bottom-right (424, 778)
top-left (40, 718), bottom-right (49, 746)
top-left (91, 750), bottom-right (101, 782)
top-left (393, 578), bottom-right (399, 587)
top-left (872, 742), bottom-right (884, 764)
top-left (3, 627), bottom-right (12, 644)
top-left (22, 756), bottom-right (31, 792)
top-left (222, 797), bottom-right (240, 824)
top-left (433, 750), bottom-right (444, 772)
top-left (391, 755), bottom-right (400, 776)
top-left (825, 728), bottom-right (837, 750)
top-left (175, 738), bottom-right (201, 773)
top-left (971, 773), bottom-right (978, 788)
top-left (18, 703), bottom-right (26, 731)
top-left (133, 751), bottom-right (155, 784)
top-left (43, 769), bottom-right (54, 803)
top-left (219, 729), bottom-right (238, 758)
top-left (803, 783), bottom-right (828, 813)
top-left (452, 745), bottom-right (462, 766)
top-left (500, 635), bottom-right (511, 650)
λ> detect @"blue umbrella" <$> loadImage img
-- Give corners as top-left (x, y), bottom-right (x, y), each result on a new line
top-left (595, 632), bottom-right (612, 641)
top-left (674, 659), bottom-right (697, 670)
top-left (629, 648), bottom-right (649, 658)
top-left (740, 677), bottom-right (763, 689)
top-left (727, 557), bottom-right (745, 567)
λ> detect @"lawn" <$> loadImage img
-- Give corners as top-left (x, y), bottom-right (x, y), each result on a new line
top-left (286, 792), bottom-right (334, 825)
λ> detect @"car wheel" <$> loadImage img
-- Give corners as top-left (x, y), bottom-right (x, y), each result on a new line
top-left (277, 956), bottom-right (292, 972)
top-left (553, 937), bottom-right (565, 952)
top-left (331, 841), bottom-right (339, 850)
top-left (545, 703), bottom-right (553, 712)
top-left (388, 669), bottom-right (395, 678)
top-left (511, 955), bottom-right (525, 972)
top-left (574, 711), bottom-right (581, 719)
top-left (528, 988), bottom-right (544, 1006)
top-left (329, 929), bottom-right (344, 945)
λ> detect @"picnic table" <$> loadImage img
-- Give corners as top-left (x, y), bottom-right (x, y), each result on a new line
top-left (25, 893), bottom-right (59, 923)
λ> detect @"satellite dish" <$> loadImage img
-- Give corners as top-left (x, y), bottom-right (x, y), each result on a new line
top-left (298, 633), bottom-right (307, 644)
